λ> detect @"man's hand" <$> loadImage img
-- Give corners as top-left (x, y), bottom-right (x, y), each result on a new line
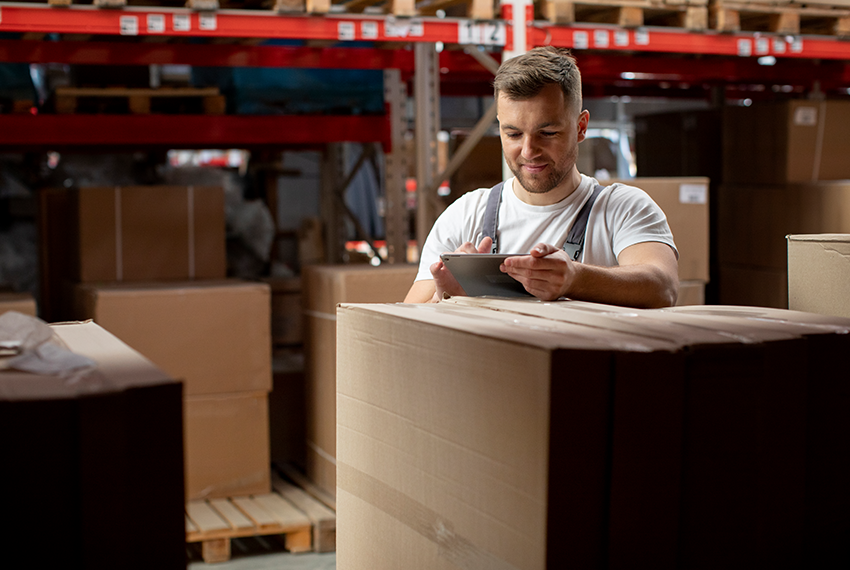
top-left (430, 236), bottom-right (493, 301)
top-left (501, 243), bottom-right (574, 301)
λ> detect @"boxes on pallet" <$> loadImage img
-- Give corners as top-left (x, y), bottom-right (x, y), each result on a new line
top-left (724, 100), bottom-right (850, 184)
top-left (185, 391), bottom-right (271, 500)
top-left (676, 279), bottom-right (706, 305)
top-left (302, 263), bottom-right (419, 498)
top-left (75, 280), bottom-right (272, 396)
top-left (1, 319), bottom-right (184, 570)
top-left (336, 299), bottom-right (850, 569)
top-left (613, 177), bottom-right (710, 282)
top-left (788, 234), bottom-right (850, 318)
top-left (0, 292), bottom-right (37, 316)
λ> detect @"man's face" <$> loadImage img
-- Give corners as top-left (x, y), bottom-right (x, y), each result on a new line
top-left (497, 83), bottom-right (589, 198)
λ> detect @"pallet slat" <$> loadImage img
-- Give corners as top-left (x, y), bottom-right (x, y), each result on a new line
top-left (208, 498), bottom-right (256, 532)
top-left (253, 493), bottom-right (313, 529)
top-left (231, 496), bottom-right (281, 528)
top-left (186, 500), bottom-right (231, 533)
top-left (273, 473), bottom-right (336, 553)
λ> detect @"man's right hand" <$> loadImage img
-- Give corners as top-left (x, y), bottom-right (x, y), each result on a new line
top-left (429, 236), bottom-right (493, 301)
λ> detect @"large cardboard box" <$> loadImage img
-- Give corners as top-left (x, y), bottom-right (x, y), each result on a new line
top-left (39, 185), bottom-right (226, 321)
top-left (724, 100), bottom-right (850, 184)
top-left (788, 234), bottom-right (850, 317)
top-left (303, 263), bottom-right (418, 498)
top-left (676, 279), bottom-right (706, 306)
top-left (0, 292), bottom-right (37, 316)
top-left (184, 391), bottom-right (270, 500)
top-left (75, 280), bottom-right (272, 396)
top-left (0, 319), bottom-right (185, 570)
top-left (336, 299), bottom-right (850, 569)
top-left (616, 177), bottom-right (710, 282)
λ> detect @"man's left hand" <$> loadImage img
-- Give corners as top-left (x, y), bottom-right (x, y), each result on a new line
top-left (500, 243), bottom-right (573, 301)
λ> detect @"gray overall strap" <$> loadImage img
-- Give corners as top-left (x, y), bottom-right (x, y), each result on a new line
top-left (481, 181), bottom-right (504, 253)
top-left (563, 183), bottom-right (604, 262)
top-left (481, 181), bottom-right (604, 260)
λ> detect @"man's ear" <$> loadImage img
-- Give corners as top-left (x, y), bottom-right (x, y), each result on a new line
top-left (577, 109), bottom-right (590, 142)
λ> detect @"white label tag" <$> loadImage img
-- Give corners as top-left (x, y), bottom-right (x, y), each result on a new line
top-left (679, 184), bottom-right (707, 204)
top-left (593, 29), bottom-right (609, 48)
top-left (790, 37), bottom-right (803, 53)
top-left (338, 21), bottom-right (355, 41)
top-left (120, 16), bottom-right (139, 36)
top-left (362, 21), bottom-right (378, 40)
top-left (614, 30), bottom-right (629, 47)
top-left (173, 14), bottom-right (191, 31)
top-left (635, 29), bottom-right (649, 45)
top-left (0, 7), bottom-right (3, 24)
top-left (199, 14), bottom-right (217, 31)
top-left (737, 38), bottom-right (752, 57)
top-left (457, 21), bottom-right (505, 45)
top-left (773, 38), bottom-right (786, 54)
top-left (794, 106), bottom-right (818, 126)
top-left (148, 14), bottom-right (165, 33)
top-left (755, 37), bottom-right (769, 55)
top-left (573, 30), bottom-right (589, 49)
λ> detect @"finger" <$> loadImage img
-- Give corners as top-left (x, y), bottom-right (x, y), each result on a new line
top-left (455, 241), bottom-right (479, 254)
top-left (531, 242), bottom-right (557, 258)
top-left (476, 236), bottom-right (493, 254)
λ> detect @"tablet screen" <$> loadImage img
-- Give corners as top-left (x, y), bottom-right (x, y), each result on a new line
top-left (440, 253), bottom-right (532, 298)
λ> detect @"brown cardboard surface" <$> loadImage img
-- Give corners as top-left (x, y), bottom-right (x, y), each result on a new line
top-left (337, 300), bottom-right (850, 568)
top-left (719, 264), bottom-right (788, 309)
top-left (302, 263), bottom-right (418, 498)
top-left (788, 234), bottom-right (850, 318)
top-left (615, 177), bottom-right (710, 281)
top-left (1, 320), bottom-right (185, 570)
top-left (75, 280), bottom-right (271, 396)
top-left (677, 280), bottom-right (706, 306)
top-left (184, 391), bottom-right (270, 500)
top-left (0, 292), bottom-right (37, 317)
top-left (76, 185), bottom-right (226, 282)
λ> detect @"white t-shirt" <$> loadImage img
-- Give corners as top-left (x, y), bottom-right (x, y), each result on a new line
top-left (415, 174), bottom-right (677, 281)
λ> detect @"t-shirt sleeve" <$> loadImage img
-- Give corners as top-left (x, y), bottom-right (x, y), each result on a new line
top-left (606, 184), bottom-right (679, 259)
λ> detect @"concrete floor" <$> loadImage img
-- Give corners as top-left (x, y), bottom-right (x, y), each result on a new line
top-left (187, 537), bottom-right (335, 570)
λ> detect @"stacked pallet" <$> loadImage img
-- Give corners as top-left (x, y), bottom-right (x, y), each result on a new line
top-left (709, 0), bottom-right (850, 35)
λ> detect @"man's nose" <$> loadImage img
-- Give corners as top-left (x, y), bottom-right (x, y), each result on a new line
top-left (521, 136), bottom-right (539, 159)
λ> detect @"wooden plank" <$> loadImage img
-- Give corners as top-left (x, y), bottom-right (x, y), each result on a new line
top-left (186, 500), bottom-right (231, 533)
top-left (252, 493), bottom-right (312, 529)
top-left (54, 87), bottom-right (221, 98)
top-left (231, 496), bottom-right (280, 529)
top-left (201, 538), bottom-right (230, 563)
top-left (273, 473), bottom-right (336, 552)
top-left (185, 515), bottom-right (198, 534)
top-left (276, 462), bottom-right (336, 511)
top-left (209, 498), bottom-right (256, 532)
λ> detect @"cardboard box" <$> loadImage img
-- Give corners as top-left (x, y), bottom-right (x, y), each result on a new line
top-left (39, 185), bottom-right (226, 321)
top-left (616, 177), bottom-right (710, 281)
top-left (336, 299), bottom-right (850, 569)
top-left (719, 264), bottom-right (788, 309)
top-left (0, 320), bottom-right (184, 570)
top-left (788, 234), bottom-right (850, 317)
top-left (0, 292), bottom-right (37, 317)
top-left (263, 276), bottom-right (303, 346)
top-left (303, 263), bottom-right (418, 498)
top-left (76, 280), bottom-right (272, 396)
top-left (184, 391), bottom-right (270, 500)
top-left (677, 279), bottom-right (706, 306)
top-left (724, 100), bottom-right (850, 184)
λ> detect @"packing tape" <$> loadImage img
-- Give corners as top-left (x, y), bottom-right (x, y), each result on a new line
top-left (307, 439), bottom-right (337, 466)
top-left (337, 461), bottom-right (521, 570)
top-left (303, 309), bottom-right (337, 322)
top-left (187, 185), bottom-right (195, 279)
top-left (114, 186), bottom-right (123, 281)
top-left (812, 101), bottom-right (827, 182)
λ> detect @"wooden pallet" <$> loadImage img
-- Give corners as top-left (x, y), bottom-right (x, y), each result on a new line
top-left (711, 1), bottom-right (850, 35)
top-left (542, 0), bottom-right (709, 30)
top-left (272, 471), bottom-right (336, 552)
top-left (186, 491), bottom-right (315, 563)
top-left (52, 86), bottom-right (226, 115)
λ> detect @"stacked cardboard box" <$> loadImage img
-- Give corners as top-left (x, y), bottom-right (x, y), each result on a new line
top-left (718, 181), bottom-right (850, 308)
top-left (788, 234), bottom-right (850, 317)
top-left (39, 185), bottom-right (226, 321)
top-left (75, 280), bottom-right (272, 500)
top-left (0, 292), bottom-right (37, 316)
top-left (336, 299), bottom-right (850, 569)
top-left (302, 263), bottom-right (419, 498)
top-left (1, 320), bottom-right (184, 570)
top-left (614, 177), bottom-right (710, 303)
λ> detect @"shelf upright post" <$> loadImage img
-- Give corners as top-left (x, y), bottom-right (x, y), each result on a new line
top-left (383, 68), bottom-right (410, 265)
top-left (320, 143), bottom-right (346, 264)
top-left (414, 42), bottom-right (441, 253)
top-left (500, 0), bottom-right (533, 181)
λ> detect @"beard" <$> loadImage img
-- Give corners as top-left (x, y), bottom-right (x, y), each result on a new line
top-left (508, 160), bottom-right (570, 195)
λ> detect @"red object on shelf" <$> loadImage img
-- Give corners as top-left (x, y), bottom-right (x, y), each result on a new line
top-left (0, 114), bottom-right (391, 150)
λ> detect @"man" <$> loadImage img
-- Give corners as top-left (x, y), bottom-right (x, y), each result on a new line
top-left (404, 46), bottom-right (679, 308)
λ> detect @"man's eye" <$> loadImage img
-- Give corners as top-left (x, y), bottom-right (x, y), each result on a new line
top-left (541, 131), bottom-right (557, 137)
top-left (505, 132), bottom-right (521, 139)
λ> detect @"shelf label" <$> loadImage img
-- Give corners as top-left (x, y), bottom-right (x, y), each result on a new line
top-left (362, 21), bottom-right (378, 40)
top-left (199, 14), bottom-right (217, 31)
top-left (755, 37), bottom-right (769, 55)
top-left (120, 16), bottom-right (139, 36)
top-left (790, 37), bottom-right (803, 53)
top-left (0, 7), bottom-right (3, 24)
top-left (679, 184), bottom-right (707, 205)
top-left (573, 30), bottom-right (589, 49)
top-left (338, 21), bottom-right (356, 41)
top-left (773, 38), bottom-right (787, 54)
top-left (614, 30), bottom-right (629, 47)
top-left (457, 21), bottom-right (505, 46)
top-left (737, 38), bottom-right (752, 57)
top-left (594, 29), bottom-right (609, 49)
top-left (148, 15), bottom-right (165, 34)
top-left (794, 106), bottom-right (818, 127)
top-left (635, 29), bottom-right (649, 45)
top-left (173, 14), bottom-right (191, 32)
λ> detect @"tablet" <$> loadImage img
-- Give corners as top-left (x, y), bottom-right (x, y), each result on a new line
top-left (440, 253), bottom-right (532, 298)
